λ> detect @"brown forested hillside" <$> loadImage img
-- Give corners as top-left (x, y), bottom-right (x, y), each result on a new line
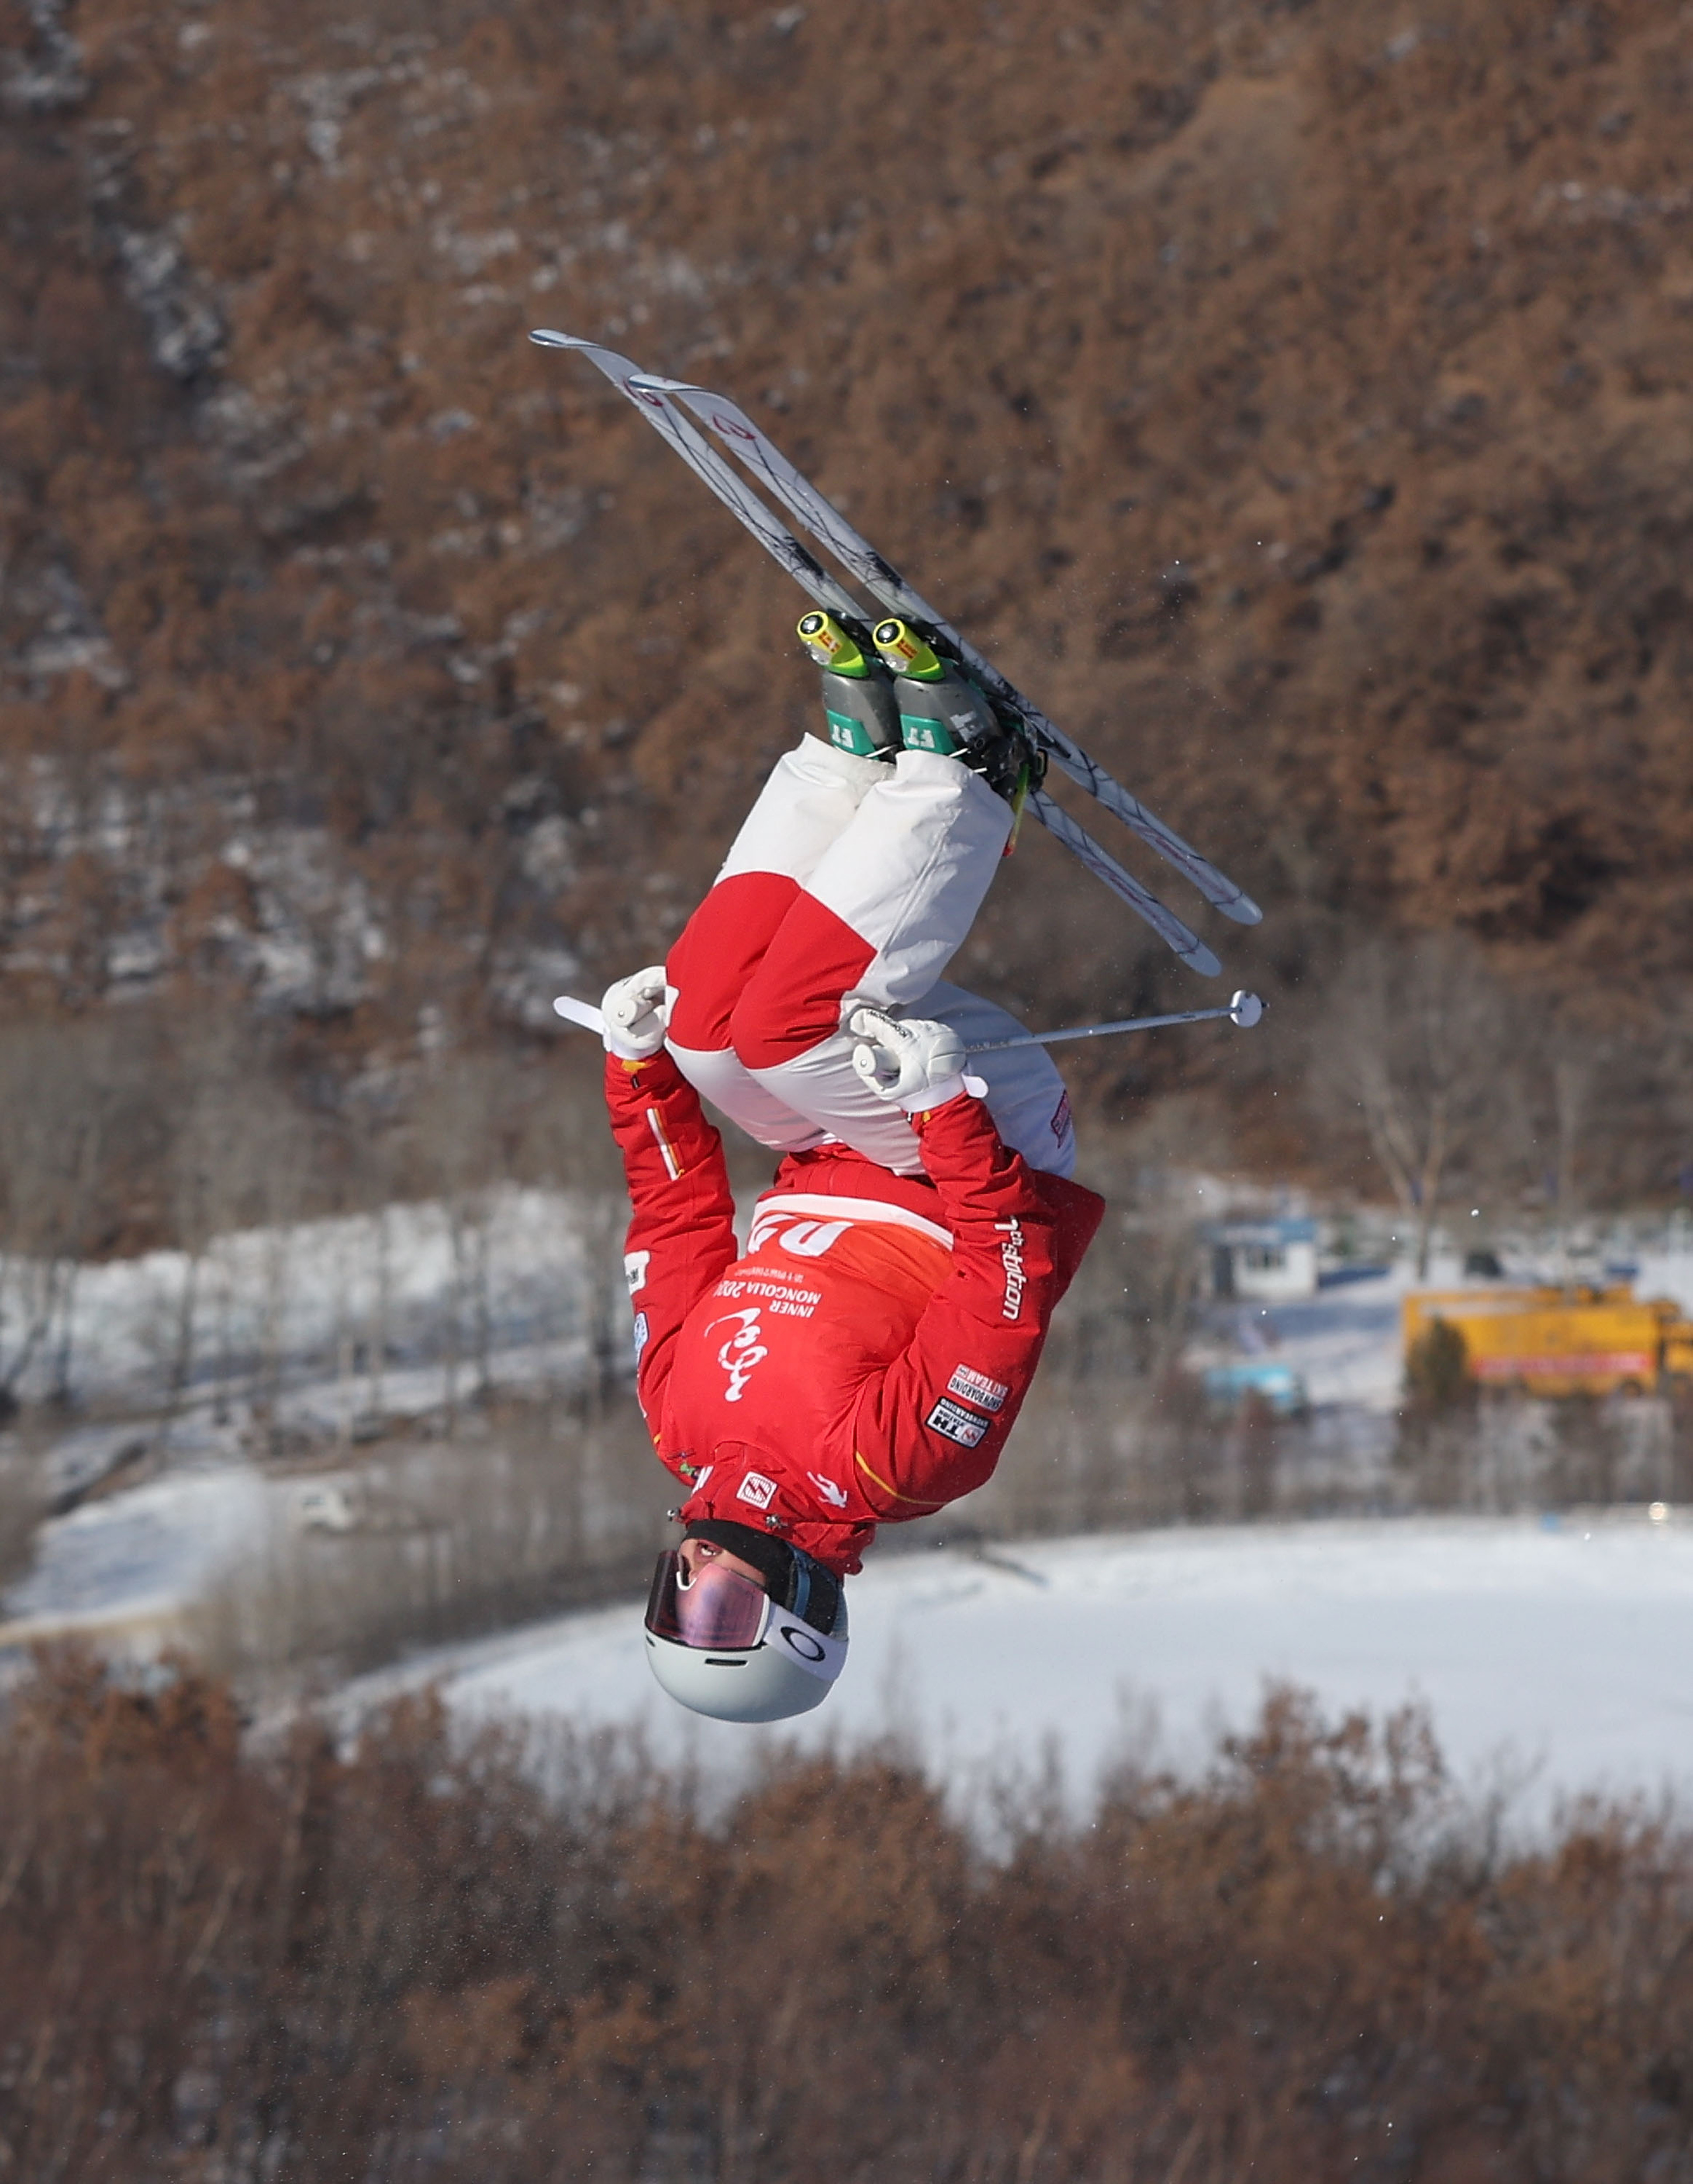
top-left (6, 1657), bottom-right (1693, 2183)
top-left (2, 0), bottom-right (1690, 1167)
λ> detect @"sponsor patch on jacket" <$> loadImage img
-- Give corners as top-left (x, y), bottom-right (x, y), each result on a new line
top-left (632, 1310), bottom-right (650, 1364)
top-left (947, 1364), bottom-right (1009, 1413)
top-left (925, 1397), bottom-right (988, 1448)
top-left (807, 1469), bottom-right (850, 1510)
top-left (736, 1469), bottom-right (778, 1511)
top-left (996, 1217), bottom-right (1026, 1321)
top-left (624, 1250), bottom-right (650, 1295)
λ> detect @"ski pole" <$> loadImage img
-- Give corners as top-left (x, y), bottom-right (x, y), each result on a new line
top-left (555, 989), bottom-right (1266, 1050)
top-left (966, 990), bottom-right (1264, 1054)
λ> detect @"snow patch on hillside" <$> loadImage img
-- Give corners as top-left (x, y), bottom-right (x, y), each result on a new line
top-left (340, 1513), bottom-right (1693, 1824)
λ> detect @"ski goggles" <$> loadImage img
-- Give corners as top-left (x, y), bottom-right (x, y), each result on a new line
top-left (645, 1552), bottom-right (773, 1651)
top-left (644, 1551), bottom-right (849, 1683)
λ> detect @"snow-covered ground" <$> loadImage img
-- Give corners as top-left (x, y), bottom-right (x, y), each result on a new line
top-left (3, 1461), bottom-right (273, 1642)
top-left (342, 1512), bottom-right (1693, 1824)
top-left (9, 1195), bottom-right (1693, 1821)
top-left (1203, 1270), bottom-right (1411, 1410)
top-left (1, 1185), bottom-right (605, 1419)
top-left (1632, 1245), bottom-right (1693, 1317)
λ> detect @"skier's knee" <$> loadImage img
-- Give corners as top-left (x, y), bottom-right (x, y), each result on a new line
top-left (728, 981), bottom-right (829, 1071)
top-left (731, 896), bottom-right (877, 1070)
top-left (665, 871), bottom-right (805, 1054)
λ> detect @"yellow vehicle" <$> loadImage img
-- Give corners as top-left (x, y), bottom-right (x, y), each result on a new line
top-left (1403, 1284), bottom-right (1693, 1398)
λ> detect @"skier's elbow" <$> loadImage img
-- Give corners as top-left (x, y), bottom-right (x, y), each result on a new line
top-left (853, 1435), bottom-right (1003, 1517)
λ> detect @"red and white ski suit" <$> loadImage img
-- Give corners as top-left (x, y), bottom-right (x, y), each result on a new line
top-left (606, 736), bottom-right (1106, 1576)
top-left (609, 1054), bottom-right (1102, 1575)
top-left (665, 737), bottom-right (1082, 1178)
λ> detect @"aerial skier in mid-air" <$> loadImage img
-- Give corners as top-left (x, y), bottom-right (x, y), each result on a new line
top-left (598, 617), bottom-right (1104, 1721)
top-left (535, 332), bottom-right (1262, 1723)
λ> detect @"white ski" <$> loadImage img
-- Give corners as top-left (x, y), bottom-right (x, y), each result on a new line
top-left (1024, 788), bottom-right (1218, 976)
top-left (529, 331), bottom-right (1226, 977)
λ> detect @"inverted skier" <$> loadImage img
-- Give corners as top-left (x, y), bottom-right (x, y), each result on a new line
top-left (598, 616), bottom-right (1105, 1721)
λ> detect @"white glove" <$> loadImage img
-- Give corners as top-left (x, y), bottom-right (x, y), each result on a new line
top-left (849, 1008), bottom-right (968, 1113)
top-left (601, 966), bottom-right (670, 1061)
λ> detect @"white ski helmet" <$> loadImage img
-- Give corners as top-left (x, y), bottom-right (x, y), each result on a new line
top-left (643, 1530), bottom-right (848, 1724)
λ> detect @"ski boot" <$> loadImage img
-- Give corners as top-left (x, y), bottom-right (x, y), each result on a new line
top-left (871, 619), bottom-right (1044, 805)
top-left (796, 611), bottom-right (901, 760)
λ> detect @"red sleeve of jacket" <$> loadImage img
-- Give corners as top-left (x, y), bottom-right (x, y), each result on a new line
top-left (602, 1051), bottom-right (738, 1466)
top-left (850, 1091), bottom-right (1105, 1518)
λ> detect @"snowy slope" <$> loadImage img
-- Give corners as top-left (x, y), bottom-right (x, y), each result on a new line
top-left (0, 1185), bottom-right (602, 1414)
top-left (342, 1513), bottom-right (1693, 1821)
top-left (3, 1464), bottom-right (271, 1641)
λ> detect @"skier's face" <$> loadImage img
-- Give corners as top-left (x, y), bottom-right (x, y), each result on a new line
top-left (678, 1537), bottom-right (769, 1592)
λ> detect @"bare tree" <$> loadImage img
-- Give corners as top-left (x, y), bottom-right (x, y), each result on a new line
top-left (365, 1199), bottom-right (394, 1422)
top-left (1497, 996), bottom-right (1618, 1274)
top-left (413, 1051), bottom-right (519, 1430)
top-left (337, 1085), bottom-right (407, 1427)
top-left (0, 1018), bottom-right (145, 1415)
top-left (185, 1392), bottom-right (668, 1688)
top-left (160, 1017), bottom-right (265, 1444)
top-left (1312, 934), bottom-right (1509, 1278)
top-left (247, 1097), bottom-right (313, 1434)
top-left (518, 1049), bottom-right (633, 1413)
top-left (1549, 1052), bottom-right (1590, 1271)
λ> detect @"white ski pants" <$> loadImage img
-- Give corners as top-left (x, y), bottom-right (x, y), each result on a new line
top-left (663, 736), bottom-right (1075, 1178)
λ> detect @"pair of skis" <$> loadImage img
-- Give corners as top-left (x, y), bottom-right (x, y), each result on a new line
top-left (529, 330), bottom-right (1261, 981)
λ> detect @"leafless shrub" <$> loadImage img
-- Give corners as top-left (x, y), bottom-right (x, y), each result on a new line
top-left (1392, 1389), bottom-right (1682, 1513)
top-left (184, 1390), bottom-right (669, 1690)
top-left (411, 1052), bottom-right (514, 1428)
top-left (516, 1053), bottom-right (634, 1406)
top-left (0, 1446), bottom-right (45, 1593)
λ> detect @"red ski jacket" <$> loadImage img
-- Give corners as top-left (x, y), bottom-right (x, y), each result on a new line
top-left (605, 1051), bottom-right (1104, 1576)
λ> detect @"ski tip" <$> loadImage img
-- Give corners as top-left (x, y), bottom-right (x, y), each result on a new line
top-left (529, 328), bottom-right (581, 349)
top-left (628, 372), bottom-right (695, 396)
top-left (1216, 889), bottom-right (1265, 926)
top-left (1182, 941), bottom-right (1224, 979)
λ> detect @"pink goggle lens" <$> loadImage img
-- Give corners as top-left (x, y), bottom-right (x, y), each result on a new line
top-left (645, 1551), bottom-right (771, 1650)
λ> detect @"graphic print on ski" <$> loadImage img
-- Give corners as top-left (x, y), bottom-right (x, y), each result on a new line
top-left (529, 331), bottom-right (1249, 976)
